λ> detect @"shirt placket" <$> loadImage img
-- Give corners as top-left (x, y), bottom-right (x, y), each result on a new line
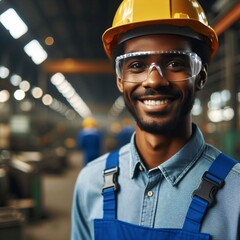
top-left (140, 171), bottom-right (162, 227)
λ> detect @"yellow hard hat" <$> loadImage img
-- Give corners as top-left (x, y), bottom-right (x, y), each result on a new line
top-left (82, 117), bottom-right (97, 129)
top-left (102, 0), bottom-right (218, 60)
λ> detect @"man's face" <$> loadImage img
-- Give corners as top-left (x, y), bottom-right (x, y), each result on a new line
top-left (116, 34), bottom-right (202, 135)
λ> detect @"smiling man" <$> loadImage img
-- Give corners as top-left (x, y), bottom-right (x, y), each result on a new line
top-left (71, 0), bottom-right (240, 239)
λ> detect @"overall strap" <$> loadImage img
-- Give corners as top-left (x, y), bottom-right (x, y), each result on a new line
top-left (102, 150), bottom-right (120, 219)
top-left (183, 153), bottom-right (237, 233)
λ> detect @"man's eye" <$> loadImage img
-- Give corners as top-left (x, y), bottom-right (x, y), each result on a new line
top-left (129, 62), bottom-right (147, 71)
top-left (166, 60), bottom-right (186, 71)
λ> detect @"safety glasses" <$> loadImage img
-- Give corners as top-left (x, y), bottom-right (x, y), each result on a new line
top-left (115, 51), bottom-right (202, 83)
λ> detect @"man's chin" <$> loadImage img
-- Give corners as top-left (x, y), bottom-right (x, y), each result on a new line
top-left (136, 119), bottom-right (174, 135)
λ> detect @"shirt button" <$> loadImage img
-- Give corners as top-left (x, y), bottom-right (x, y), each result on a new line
top-left (139, 165), bottom-right (143, 171)
top-left (147, 190), bottom-right (153, 197)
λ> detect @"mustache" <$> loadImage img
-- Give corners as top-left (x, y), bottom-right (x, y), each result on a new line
top-left (142, 89), bottom-right (164, 96)
top-left (132, 88), bottom-right (173, 99)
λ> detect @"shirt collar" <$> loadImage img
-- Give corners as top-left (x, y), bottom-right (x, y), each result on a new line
top-left (129, 124), bottom-right (206, 185)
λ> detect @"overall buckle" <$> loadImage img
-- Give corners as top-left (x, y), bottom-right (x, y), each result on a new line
top-left (192, 171), bottom-right (224, 207)
top-left (102, 167), bottom-right (119, 193)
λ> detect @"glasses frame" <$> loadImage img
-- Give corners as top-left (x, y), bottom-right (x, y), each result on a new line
top-left (115, 50), bottom-right (202, 83)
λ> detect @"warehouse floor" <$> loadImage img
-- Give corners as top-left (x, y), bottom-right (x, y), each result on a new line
top-left (24, 151), bottom-right (82, 240)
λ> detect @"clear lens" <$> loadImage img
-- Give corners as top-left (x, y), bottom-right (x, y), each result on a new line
top-left (115, 51), bottom-right (202, 83)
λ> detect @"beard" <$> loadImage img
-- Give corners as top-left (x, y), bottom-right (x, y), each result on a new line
top-left (126, 105), bottom-right (179, 134)
top-left (124, 91), bottom-right (195, 135)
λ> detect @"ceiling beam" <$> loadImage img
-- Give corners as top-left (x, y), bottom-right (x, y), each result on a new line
top-left (42, 59), bottom-right (114, 74)
top-left (213, 2), bottom-right (240, 36)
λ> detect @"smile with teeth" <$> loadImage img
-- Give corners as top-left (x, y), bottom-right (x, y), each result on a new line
top-left (143, 99), bottom-right (168, 106)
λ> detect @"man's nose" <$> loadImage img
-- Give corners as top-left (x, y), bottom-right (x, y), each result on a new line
top-left (142, 64), bottom-right (169, 88)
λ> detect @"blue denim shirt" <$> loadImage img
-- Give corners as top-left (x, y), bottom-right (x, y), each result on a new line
top-left (71, 125), bottom-right (240, 240)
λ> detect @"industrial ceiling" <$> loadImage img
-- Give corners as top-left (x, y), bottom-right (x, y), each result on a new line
top-left (0, 0), bottom-right (239, 123)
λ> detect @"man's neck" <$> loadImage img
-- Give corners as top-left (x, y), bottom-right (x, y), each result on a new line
top-left (134, 124), bottom-right (192, 169)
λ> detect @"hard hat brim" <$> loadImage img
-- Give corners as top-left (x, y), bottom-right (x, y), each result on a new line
top-left (102, 19), bottom-right (218, 60)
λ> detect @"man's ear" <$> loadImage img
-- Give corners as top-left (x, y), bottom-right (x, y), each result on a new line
top-left (117, 77), bottom-right (124, 93)
top-left (196, 63), bottom-right (208, 91)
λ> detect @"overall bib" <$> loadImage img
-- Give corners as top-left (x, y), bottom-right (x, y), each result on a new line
top-left (94, 151), bottom-right (237, 240)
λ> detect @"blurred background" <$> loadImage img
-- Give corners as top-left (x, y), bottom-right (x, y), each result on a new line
top-left (0, 0), bottom-right (239, 239)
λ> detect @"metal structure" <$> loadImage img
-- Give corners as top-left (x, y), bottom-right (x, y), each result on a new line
top-left (0, 0), bottom-right (239, 124)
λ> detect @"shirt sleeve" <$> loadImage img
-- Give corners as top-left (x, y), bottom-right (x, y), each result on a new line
top-left (71, 174), bottom-right (92, 240)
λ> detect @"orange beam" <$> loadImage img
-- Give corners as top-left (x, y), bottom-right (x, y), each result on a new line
top-left (42, 58), bottom-right (114, 74)
top-left (43, 5), bottom-right (240, 75)
top-left (213, 3), bottom-right (240, 36)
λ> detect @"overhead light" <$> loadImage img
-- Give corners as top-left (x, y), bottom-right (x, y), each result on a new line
top-left (24, 40), bottom-right (48, 64)
top-left (192, 98), bottom-right (202, 116)
top-left (42, 94), bottom-right (53, 106)
top-left (108, 96), bottom-right (125, 118)
top-left (51, 73), bottom-right (92, 118)
top-left (65, 109), bottom-right (77, 121)
top-left (10, 74), bottom-right (22, 86)
top-left (0, 90), bottom-right (10, 103)
top-left (19, 80), bottom-right (31, 92)
top-left (208, 107), bottom-right (234, 123)
top-left (0, 66), bottom-right (9, 79)
top-left (0, 8), bottom-right (28, 39)
top-left (31, 87), bottom-right (43, 99)
top-left (14, 89), bottom-right (25, 101)
top-left (50, 72), bottom-right (65, 85)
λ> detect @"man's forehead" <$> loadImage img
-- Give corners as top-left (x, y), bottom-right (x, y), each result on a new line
top-left (123, 34), bottom-right (192, 53)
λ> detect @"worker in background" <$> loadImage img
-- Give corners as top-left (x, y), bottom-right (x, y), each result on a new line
top-left (72, 0), bottom-right (240, 239)
top-left (117, 117), bottom-right (134, 148)
top-left (76, 117), bottom-right (102, 166)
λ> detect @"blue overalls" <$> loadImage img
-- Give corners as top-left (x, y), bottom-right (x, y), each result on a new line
top-left (94, 151), bottom-right (237, 240)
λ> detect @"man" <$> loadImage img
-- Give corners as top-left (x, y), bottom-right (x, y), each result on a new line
top-left (76, 117), bottom-right (102, 166)
top-left (117, 118), bottom-right (134, 148)
top-left (71, 0), bottom-right (240, 239)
